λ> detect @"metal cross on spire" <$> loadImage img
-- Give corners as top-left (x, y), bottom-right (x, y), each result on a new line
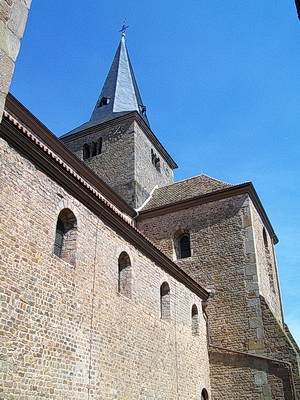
top-left (119, 20), bottom-right (129, 35)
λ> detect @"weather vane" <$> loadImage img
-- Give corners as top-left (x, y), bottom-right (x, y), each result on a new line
top-left (119, 19), bottom-right (129, 35)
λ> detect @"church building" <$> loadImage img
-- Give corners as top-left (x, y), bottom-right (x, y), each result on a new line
top-left (0, 16), bottom-right (300, 400)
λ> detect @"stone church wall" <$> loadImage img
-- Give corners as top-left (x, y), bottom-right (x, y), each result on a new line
top-left (0, 135), bottom-right (210, 399)
top-left (138, 195), bottom-right (258, 351)
top-left (137, 194), bottom-right (299, 398)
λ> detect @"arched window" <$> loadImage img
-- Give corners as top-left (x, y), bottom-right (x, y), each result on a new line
top-left (160, 282), bottom-right (171, 321)
top-left (191, 304), bottom-right (199, 336)
top-left (53, 209), bottom-right (77, 266)
top-left (201, 388), bottom-right (209, 400)
top-left (118, 252), bottom-right (132, 298)
top-left (179, 234), bottom-right (191, 258)
top-left (83, 144), bottom-right (90, 160)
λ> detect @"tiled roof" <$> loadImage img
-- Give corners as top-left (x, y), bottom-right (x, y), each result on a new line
top-left (142, 174), bottom-right (233, 210)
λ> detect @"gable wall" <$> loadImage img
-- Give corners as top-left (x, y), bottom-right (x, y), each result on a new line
top-left (0, 135), bottom-right (210, 399)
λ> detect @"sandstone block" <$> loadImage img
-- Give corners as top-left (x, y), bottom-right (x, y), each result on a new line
top-left (7, 0), bottom-right (28, 39)
top-left (0, 49), bottom-right (14, 94)
top-left (0, 20), bottom-right (20, 61)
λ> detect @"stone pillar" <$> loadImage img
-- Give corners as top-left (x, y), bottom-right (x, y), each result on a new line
top-left (0, 0), bottom-right (31, 121)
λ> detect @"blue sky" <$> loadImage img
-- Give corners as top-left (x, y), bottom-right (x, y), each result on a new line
top-left (10, 1), bottom-right (300, 345)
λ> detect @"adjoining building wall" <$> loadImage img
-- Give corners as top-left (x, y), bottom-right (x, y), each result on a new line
top-left (209, 347), bottom-right (293, 400)
top-left (0, 132), bottom-right (210, 399)
top-left (137, 195), bottom-right (259, 351)
top-left (0, 0), bottom-right (31, 121)
top-left (137, 194), bottom-right (300, 398)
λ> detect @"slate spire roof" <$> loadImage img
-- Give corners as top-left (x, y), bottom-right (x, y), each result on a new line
top-left (61, 34), bottom-right (149, 138)
top-left (90, 34), bottom-right (149, 126)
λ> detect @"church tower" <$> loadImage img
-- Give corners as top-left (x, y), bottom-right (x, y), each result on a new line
top-left (61, 33), bottom-right (177, 209)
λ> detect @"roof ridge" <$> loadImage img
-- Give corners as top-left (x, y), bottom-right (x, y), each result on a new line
top-left (155, 173), bottom-right (234, 191)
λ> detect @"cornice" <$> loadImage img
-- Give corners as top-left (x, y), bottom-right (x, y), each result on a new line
top-left (138, 183), bottom-right (278, 244)
top-left (1, 107), bottom-right (209, 300)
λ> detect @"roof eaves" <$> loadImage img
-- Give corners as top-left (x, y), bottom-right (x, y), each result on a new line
top-left (138, 182), bottom-right (278, 244)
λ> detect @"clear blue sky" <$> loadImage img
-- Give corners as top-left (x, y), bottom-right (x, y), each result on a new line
top-left (10, 1), bottom-right (300, 345)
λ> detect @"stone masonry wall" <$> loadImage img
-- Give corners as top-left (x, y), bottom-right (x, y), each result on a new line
top-left (62, 119), bottom-right (136, 206)
top-left (62, 117), bottom-right (174, 209)
top-left (137, 194), bottom-right (300, 398)
top-left (250, 203), bottom-right (283, 324)
top-left (133, 121), bottom-right (174, 208)
top-left (138, 195), bottom-right (262, 351)
top-left (209, 347), bottom-right (293, 400)
top-left (0, 135), bottom-right (210, 399)
top-left (0, 0), bottom-right (31, 121)
top-left (260, 296), bottom-right (300, 398)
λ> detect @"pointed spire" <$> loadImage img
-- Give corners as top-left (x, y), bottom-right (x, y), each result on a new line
top-left (90, 34), bottom-right (150, 126)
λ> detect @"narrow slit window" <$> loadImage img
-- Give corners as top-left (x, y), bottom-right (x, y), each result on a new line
top-left (53, 209), bottom-right (77, 266)
top-left (118, 252), bottom-right (132, 298)
top-left (160, 282), bottom-right (171, 321)
top-left (201, 388), bottom-right (209, 400)
top-left (263, 228), bottom-right (269, 250)
top-left (191, 304), bottom-right (199, 336)
top-left (91, 142), bottom-right (97, 157)
top-left (83, 144), bottom-right (90, 160)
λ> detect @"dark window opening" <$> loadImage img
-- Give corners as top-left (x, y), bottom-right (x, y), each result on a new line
top-left (83, 138), bottom-right (103, 160)
top-left (98, 96), bottom-right (109, 107)
top-left (53, 209), bottom-right (77, 266)
top-left (201, 388), bottom-right (209, 400)
top-left (160, 282), bottom-right (171, 321)
top-left (140, 104), bottom-right (147, 115)
top-left (91, 142), bottom-right (97, 157)
top-left (191, 304), bottom-right (199, 336)
top-left (179, 234), bottom-right (191, 258)
top-left (263, 228), bottom-right (269, 250)
top-left (118, 252), bottom-right (132, 298)
top-left (151, 149), bottom-right (161, 172)
top-left (83, 144), bottom-right (90, 160)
